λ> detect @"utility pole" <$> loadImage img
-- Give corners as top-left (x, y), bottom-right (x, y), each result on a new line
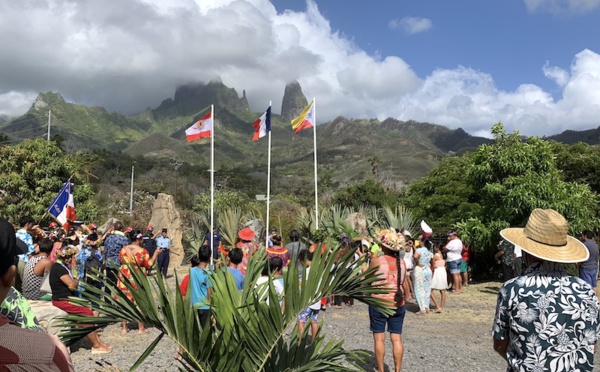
top-left (129, 166), bottom-right (134, 215)
top-left (47, 110), bottom-right (51, 141)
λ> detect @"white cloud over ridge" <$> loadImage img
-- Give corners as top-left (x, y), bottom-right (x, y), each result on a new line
top-left (0, 0), bottom-right (599, 137)
top-left (389, 16), bottom-right (433, 34)
top-left (524, 0), bottom-right (600, 14)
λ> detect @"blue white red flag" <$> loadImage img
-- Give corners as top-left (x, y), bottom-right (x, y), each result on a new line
top-left (47, 181), bottom-right (76, 231)
top-left (252, 106), bottom-right (271, 141)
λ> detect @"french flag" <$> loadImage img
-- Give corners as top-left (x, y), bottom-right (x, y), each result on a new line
top-left (47, 181), bottom-right (76, 231)
top-left (252, 106), bottom-right (271, 141)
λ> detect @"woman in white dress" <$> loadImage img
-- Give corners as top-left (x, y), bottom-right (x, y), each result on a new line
top-left (430, 244), bottom-right (448, 312)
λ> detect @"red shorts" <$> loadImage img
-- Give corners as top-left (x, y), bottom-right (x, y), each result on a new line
top-left (52, 300), bottom-right (94, 316)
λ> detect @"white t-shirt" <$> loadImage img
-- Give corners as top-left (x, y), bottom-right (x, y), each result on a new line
top-left (446, 238), bottom-right (463, 262)
top-left (514, 245), bottom-right (522, 258)
top-left (304, 267), bottom-right (322, 310)
top-left (255, 276), bottom-right (284, 306)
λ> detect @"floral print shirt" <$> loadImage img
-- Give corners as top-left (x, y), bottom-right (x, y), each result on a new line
top-left (492, 261), bottom-right (600, 371)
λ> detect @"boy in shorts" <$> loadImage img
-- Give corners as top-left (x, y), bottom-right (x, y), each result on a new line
top-left (297, 249), bottom-right (320, 341)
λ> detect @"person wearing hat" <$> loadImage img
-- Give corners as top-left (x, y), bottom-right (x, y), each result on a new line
top-left (0, 218), bottom-right (75, 370)
top-left (236, 227), bottom-right (258, 275)
top-left (142, 225), bottom-right (157, 274)
top-left (444, 231), bottom-right (463, 294)
top-left (492, 209), bottom-right (600, 371)
top-left (268, 227), bottom-right (278, 247)
top-left (367, 232), bottom-right (407, 372)
top-left (155, 228), bottom-right (171, 276)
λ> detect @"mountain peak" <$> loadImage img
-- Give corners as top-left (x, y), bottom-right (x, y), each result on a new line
top-left (32, 92), bottom-right (65, 111)
top-left (153, 81), bottom-right (250, 121)
top-left (281, 80), bottom-right (308, 123)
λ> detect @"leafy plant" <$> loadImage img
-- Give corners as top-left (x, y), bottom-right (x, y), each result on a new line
top-left (59, 242), bottom-right (392, 371)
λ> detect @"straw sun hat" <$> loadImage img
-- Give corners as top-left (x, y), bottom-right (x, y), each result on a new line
top-left (500, 208), bottom-right (589, 264)
top-left (373, 228), bottom-right (405, 252)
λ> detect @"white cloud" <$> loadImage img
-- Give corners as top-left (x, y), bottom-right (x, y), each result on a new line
top-left (0, 0), bottom-right (599, 138)
top-left (524, 0), bottom-right (600, 14)
top-left (396, 49), bottom-right (600, 136)
top-left (543, 62), bottom-right (570, 86)
top-left (389, 16), bottom-right (433, 34)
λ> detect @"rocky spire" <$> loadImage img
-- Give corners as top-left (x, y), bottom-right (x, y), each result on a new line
top-left (280, 80), bottom-right (308, 123)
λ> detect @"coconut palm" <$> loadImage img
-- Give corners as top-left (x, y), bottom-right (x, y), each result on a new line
top-left (59, 241), bottom-right (392, 371)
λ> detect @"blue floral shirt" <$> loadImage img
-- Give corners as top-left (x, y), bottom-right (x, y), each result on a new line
top-left (15, 230), bottom-right (34, 263)
top-left (492, 261), bottom-right (600, 371)
top-left (103, 231), bottom-right (129, 268)
top-left (76, 247), bottom-right (103, 280)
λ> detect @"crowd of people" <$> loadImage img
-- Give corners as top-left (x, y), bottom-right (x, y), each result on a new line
top-left (1, 209), bottom-right (600, 371)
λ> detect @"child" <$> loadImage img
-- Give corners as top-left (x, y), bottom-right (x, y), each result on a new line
top-left (190, 246), bottom-right (212, 329)
top-left (179, 255), bottom-right (201, 296)
top-left (430, 244), bottom-right (448, 313)
top-left (227, 248), bottom-right (245, 290)
top-left (255, 257), bottom-right (284, 308)
top-left (297, 249), bottom-right (320, 342)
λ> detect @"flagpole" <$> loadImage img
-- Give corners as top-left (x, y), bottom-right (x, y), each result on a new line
top-left (210, 104), bottom-right (215, 268)
top-left (265, 101), bottom-right (272, 245)
top-left (312, 98), bottom-right (319, 230)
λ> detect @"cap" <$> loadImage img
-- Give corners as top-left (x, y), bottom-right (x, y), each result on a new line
top-left (89, 223), bottom-right (98, 230)
top-left (146, 225), bottom-right (154, 231)
top-left (49, 222), bottom-right (58, 228)
top-left (162, 228), bottom-right (168, 233)
top-left (125, 226), bottom-right (133, 233)
top-left (270, 227), bottom-right (278, 232)
top-left (448, 231), bottom-right (457, 236)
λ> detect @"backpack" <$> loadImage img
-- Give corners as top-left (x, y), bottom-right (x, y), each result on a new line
top-left (84, 248), bottom-right (102, 286)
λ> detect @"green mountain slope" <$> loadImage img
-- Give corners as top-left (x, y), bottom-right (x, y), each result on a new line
top-left (0, 82), bottom-right (495, 189)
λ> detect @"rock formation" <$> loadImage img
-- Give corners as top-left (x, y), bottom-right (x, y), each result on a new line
top-left (345, 213), bottom-right (368, 237)
top-left (148, 193), bottom-right (184, 269)
top-left (281, 80), bottom-right (308, 123)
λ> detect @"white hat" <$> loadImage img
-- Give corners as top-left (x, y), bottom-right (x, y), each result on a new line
top-left (420, 220), bottom-right (432, 234)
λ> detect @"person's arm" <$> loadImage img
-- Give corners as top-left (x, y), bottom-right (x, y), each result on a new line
top-left (495, 250), bottom-right (505, 261)
top-left (148, 248), bottom-right (162, 266)
top-left (81, 224), bottom-right (92, 234)
top-left (33, 258), bottom-right (52, 276)
top-left (60, 274), bottom-right (78, 290)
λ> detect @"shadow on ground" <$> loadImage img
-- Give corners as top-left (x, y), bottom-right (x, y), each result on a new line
top-left (352, 349), bottom-right (391, 372)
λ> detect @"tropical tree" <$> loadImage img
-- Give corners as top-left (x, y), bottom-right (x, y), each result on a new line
top-left (59, 242), bottom-right (392, 371)
top-left (0, 138), bottom-right (97, 222)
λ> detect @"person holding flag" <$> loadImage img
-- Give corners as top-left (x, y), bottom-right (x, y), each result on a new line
top-left (47, 180), bottom-right (76, 232)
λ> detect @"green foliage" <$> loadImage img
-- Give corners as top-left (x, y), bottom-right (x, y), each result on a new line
top-left (59, 241), bottom-right (392, 371)
top-left (404, 123), bottom-right (600, 278)
top-left (549, 140), bottom-right (600, 195)
top-left (333, 179), bottom-right (400, 209)
top-left (402, 155), bottom-right (481, 227)
top-left (0, 139), bottom-right (96, 222)
top-left (193, 190), bottom-right (253, 214)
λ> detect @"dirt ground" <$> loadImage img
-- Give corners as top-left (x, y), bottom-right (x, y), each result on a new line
top-left (70, 279), bottom-right (600, 371)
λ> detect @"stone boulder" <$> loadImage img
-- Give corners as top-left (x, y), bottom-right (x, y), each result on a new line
top-left (99, 217), bottom-right (120, 235)
top-left (244, 219), bottom-right (265, 245)
top-left (345, 213), bottom-right (368, 237)
top-left (148, 193), bottom-right (184, 269)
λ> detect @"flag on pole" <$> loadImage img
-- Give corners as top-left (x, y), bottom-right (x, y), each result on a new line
top-left (291, 100), bottom-right (315, 134)
top-left (47, 181), bottom-right (76, 231)
top-left (252, 106), bottom-right (271, 141)
top-left (185, 112), bottom-right (213, 142)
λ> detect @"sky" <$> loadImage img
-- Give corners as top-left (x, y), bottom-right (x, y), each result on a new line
top-left (0, 0), bottom-right (599, 137)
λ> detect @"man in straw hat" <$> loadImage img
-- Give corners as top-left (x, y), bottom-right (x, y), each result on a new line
top-left (492, 209), bottom-right (600, 371)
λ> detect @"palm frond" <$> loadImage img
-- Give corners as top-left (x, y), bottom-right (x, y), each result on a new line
top-left (58, 240), bottom-right (393, 371)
